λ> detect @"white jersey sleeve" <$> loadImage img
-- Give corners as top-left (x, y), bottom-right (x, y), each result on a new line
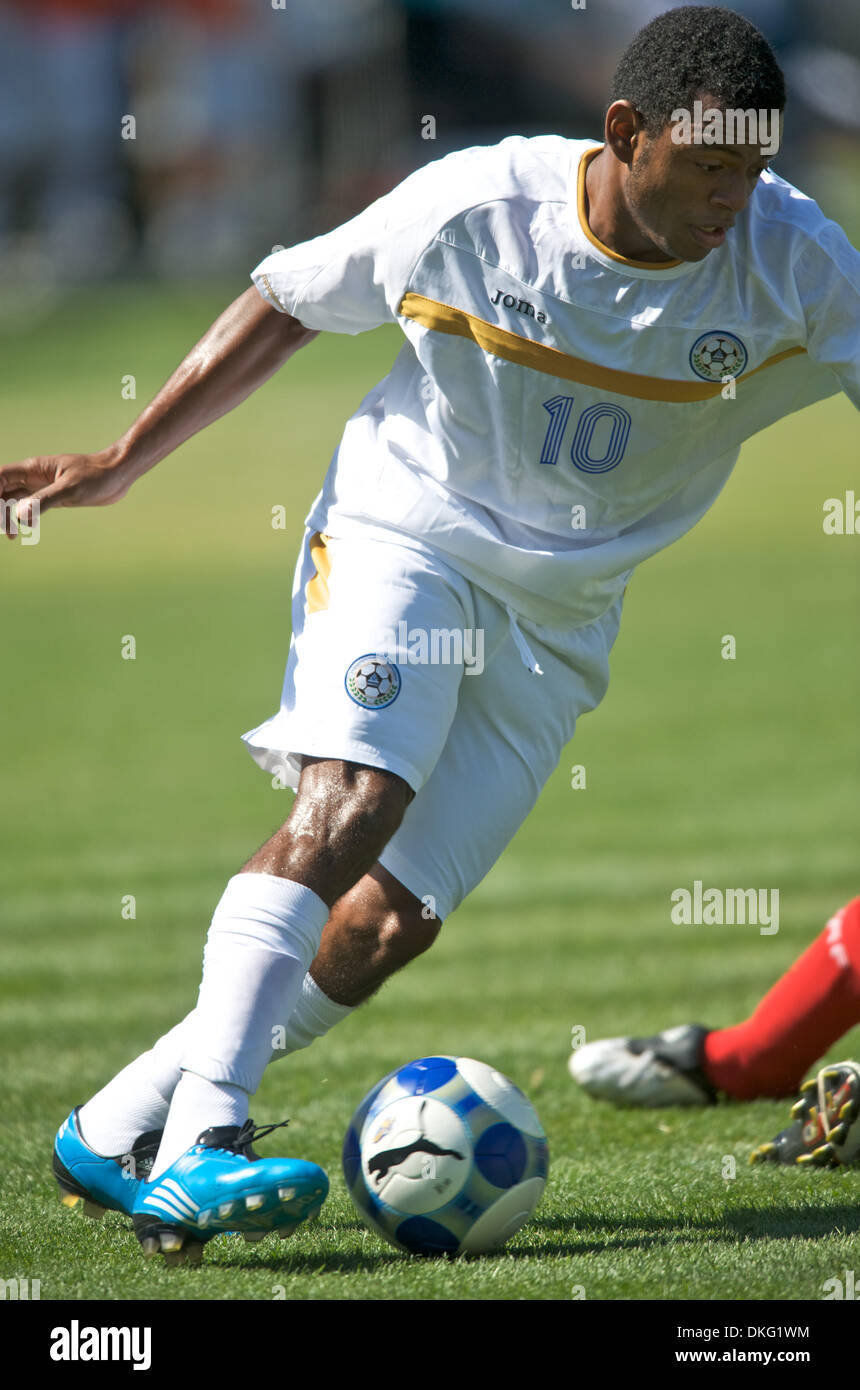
top-left (794, 216), bottom-right (860, 409)
top-left (250, 146), bottom-right (511, 335)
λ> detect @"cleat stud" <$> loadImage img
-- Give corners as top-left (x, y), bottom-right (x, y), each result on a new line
top-left (839, 1100), bottom-right (858, 1122)
top-left (277, 1227), bottom-right (295, 1240)
top-left (159, 1231), bottom-right (184, 1253)
top-left (243, 1231), bottom-right (267, 1243)
top-left (82, 1199), bottom-right (106, 1220)
top-left (141, 1237), bottom-right (160, 1259)
top-left (217, 1202), bottom-right (234, 1218)
top-left (277, 1186), bottom-right (296, 1202)
top-left (163, 1250), bottom-right (187, 1268)
top-left (185, 1243), bottom-right (204, 1266)
top-left (749, 1143), bottom-right (774, 1164)
top-left (245, 1193), bottom-right (266, 1211)
top-left (197, 1209), bottom-right (212, 1229)
top-left (827, 1124), bottom-right (847, 1144)
top-left (60, 1191), bottom-right (82, 1209)
top-left (790, 1100), bottom-right (807, 1119)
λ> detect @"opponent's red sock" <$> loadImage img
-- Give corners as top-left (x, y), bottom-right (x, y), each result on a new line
top-left (703, 898), bottom-right (860, 1099)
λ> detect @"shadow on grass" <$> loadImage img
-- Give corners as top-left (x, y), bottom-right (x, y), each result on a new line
top-left (199, 1202), bottom-right (860, 1273)
top-left (497, 1204), bottom-right (860, 1259)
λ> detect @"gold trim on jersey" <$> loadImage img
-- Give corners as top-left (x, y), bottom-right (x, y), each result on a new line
top-left (306, 531), bottom-right (333, 613)
top-left (398, 292), bottom-right (806, 402)
top-left (577, 146), bottom-right (684, 270)
top-left (259, 271), bottom-right (288, 311)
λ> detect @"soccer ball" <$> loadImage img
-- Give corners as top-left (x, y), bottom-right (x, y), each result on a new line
top-left (342, 1055), bottom-right (549, 1255)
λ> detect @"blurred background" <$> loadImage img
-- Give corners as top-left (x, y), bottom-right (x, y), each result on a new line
top-left (0, 0), bottom-right (857, 315)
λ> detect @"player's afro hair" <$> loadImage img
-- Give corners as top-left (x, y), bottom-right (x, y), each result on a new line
top-left (609, 6), bottom-right (786, 132)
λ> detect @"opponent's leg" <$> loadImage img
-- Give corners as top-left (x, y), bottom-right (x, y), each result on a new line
top-left (570, 898), bottom-right (860, 1106)
top-left (704, 897), bottom-right (860, 1099)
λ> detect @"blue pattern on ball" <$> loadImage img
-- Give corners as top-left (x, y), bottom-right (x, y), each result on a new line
top-left (474, 1122), bottom-right (527, 1188)
top-left (453, 1089), bottom-right (483, 1117)
top-left (395, 1056), bottom-right (458, 1095)
top-left (342, 1125), bottom-right (361, 1187)
top-left (396, 1215), bottom-right (461, 1254)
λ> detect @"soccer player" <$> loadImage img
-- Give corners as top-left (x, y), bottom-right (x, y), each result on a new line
top-left (2, 8), bottom-right (858, 1261)
top-left (570, 898), bottom-right (860, 1165)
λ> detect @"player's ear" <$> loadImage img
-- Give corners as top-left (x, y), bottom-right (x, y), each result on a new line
top-left (604, 101), bottom-right (643, 165)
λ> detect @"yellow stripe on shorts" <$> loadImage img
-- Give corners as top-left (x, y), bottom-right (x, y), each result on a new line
top-left (306, 532), bottom-right (333, 614)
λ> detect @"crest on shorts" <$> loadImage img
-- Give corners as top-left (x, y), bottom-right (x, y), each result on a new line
top-left (345, 655), bottom-right (401, 709)
top-left (689, 330), bottom-right (748, 382)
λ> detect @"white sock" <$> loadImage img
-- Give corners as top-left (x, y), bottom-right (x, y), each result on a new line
top-left (148, 873), bottom-right (329, 1177)
top-left (77, 1015), bottom-right (194, 1156)
top-left (149, 1073), bottom-right (248, 1181)
top-left (273, 973), bottom-right (355, 1057)
top-left (77, 973), bottom-right (354, 1158)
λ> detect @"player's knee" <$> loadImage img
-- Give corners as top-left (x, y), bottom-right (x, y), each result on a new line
top-left (296, 759), bottom-right (412, 850)
top-left (249, 759), bottom-right (414, 902)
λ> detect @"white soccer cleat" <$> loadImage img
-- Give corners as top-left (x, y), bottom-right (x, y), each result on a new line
top-left (569, 1024), bottom-right (716, 1107)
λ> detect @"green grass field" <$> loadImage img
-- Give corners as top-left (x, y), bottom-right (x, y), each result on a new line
top-left (0, 286), bottom-right (857, 1302)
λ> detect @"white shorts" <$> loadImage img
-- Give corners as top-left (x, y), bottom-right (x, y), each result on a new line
top-left (242, 528), bottom-right (623, 921)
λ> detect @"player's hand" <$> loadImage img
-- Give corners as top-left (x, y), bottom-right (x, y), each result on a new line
top-left (0, 447), bottom-right (131, 540)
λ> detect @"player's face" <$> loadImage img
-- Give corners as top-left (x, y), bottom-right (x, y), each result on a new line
top-left (625, 112), bottom-right (776, 262)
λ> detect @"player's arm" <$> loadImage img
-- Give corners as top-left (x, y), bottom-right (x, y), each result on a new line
top-left (796, 225), bottom-right (860, 410)
top-left (0, 287), bottom-right (317, 539)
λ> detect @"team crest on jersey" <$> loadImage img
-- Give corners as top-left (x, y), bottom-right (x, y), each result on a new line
top-left (345, 655), bottom-right (401, 709)
top-left (689, 331), bottom-right (748, 382)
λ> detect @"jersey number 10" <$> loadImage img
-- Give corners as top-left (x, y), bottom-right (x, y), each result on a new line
top-left (540, 395), bottom-right (631, 473)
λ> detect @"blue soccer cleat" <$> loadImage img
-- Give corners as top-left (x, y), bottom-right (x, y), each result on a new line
top-left (53, 1107), bottom-right (163, 1220)
top-left (132, 1118), bottom-right (328, 1264)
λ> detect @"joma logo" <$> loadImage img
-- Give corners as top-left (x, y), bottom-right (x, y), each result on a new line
top-left (490, 288), bottom-right (547, 323)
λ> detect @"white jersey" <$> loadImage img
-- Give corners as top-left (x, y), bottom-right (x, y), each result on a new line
top-left (251, 136), bottom-right (859, 629)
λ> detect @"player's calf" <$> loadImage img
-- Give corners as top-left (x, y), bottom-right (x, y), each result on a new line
top-left (310, 864), bottom-right (441, 1006)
